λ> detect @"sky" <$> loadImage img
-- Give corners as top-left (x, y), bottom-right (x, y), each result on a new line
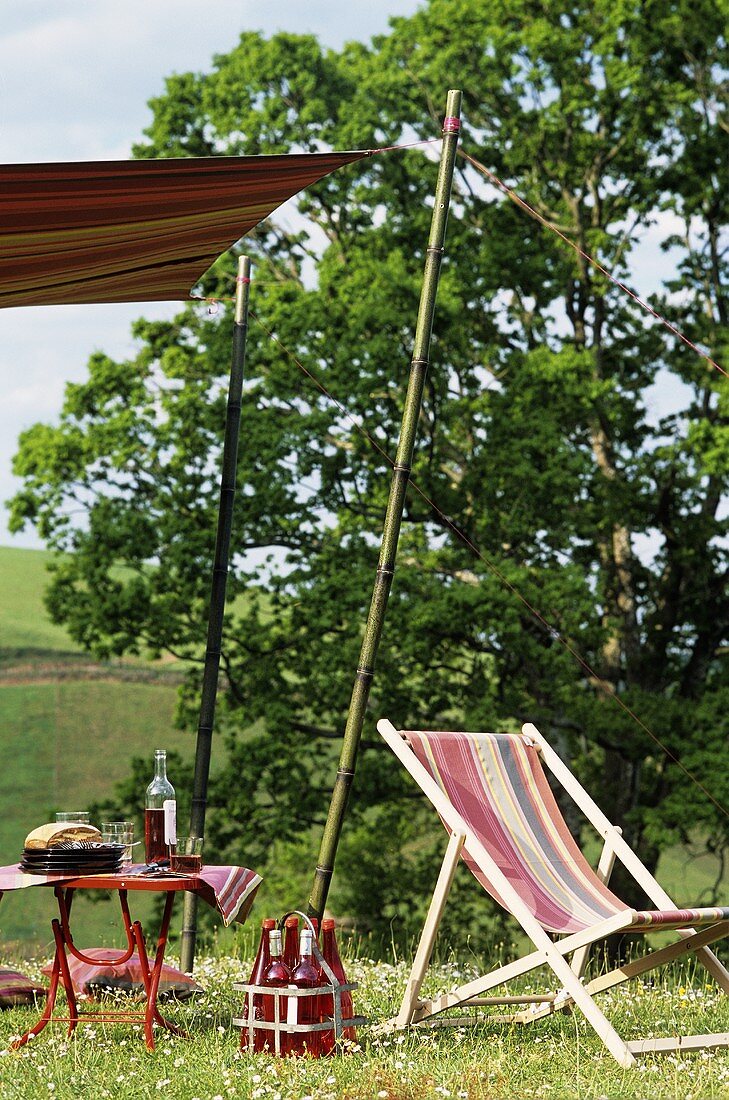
top-left (0, 1), bottom-right (689, 554)
top-left (0, 0), bottom-right (423, 549)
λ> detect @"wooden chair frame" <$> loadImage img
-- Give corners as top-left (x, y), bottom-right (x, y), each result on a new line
top-left (377, 718), bottom-right (729, 1068)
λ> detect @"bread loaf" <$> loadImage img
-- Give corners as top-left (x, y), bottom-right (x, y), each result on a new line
top-left (24, 823), bottom-right (102, 849)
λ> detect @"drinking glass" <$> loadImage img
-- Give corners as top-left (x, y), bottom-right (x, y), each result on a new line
top-left (55, 812), bottom-right (91, 824)
top-left (170, 836), bottom-right (203, 875)
top-left (101, 820), bottom-right (134, 864)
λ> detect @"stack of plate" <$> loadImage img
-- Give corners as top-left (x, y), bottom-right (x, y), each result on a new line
top-left (20, 843), bottom-right (125, 875)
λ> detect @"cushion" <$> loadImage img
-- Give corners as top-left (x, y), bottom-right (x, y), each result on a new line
top-left (0, 967), bottom-right (47, 1008)
top-left (41, 949), bottom-right (203, 1001)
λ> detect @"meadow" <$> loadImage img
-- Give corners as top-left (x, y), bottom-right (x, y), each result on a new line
top-left (0, 952), bottom-right (728, 1099)
top-left (1, 546), bottom-right (727, 1097)
top-left (0, 546), bottom-right (190, 949)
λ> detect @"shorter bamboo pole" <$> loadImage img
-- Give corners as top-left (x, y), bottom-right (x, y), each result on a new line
top-left (179, 256), bottom-right (251, 974)
top-left (308, 90), bottom-right (463, 921)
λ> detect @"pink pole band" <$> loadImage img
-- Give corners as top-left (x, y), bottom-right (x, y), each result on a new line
top-left (442, 116), bottom-right (461, 133)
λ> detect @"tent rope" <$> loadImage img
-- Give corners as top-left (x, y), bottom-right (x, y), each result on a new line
top-left (458, 147), bottom-right (727, 381)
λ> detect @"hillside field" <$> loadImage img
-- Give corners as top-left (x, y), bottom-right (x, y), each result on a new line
top-left (0, 546), bottom-right (192, 951)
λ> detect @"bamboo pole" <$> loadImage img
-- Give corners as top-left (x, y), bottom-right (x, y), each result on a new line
top-left (308, 90), bottom-right (463, 921)
top-left (179, 255), bottom-right (252, 973)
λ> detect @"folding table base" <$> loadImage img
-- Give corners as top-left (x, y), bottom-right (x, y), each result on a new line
top-left (12, 885), bottom-right (186, 1051)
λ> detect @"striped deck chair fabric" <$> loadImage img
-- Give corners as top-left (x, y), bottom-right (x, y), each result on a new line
top-left (408, 729), bottom-right (729, 934)
top-left (378, 719), bottom-right (729, 1067)
top-left (408, 730), bottom-right (625, 933)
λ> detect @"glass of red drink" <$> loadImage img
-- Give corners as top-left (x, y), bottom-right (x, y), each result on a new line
top-left (170, 835), bottom-right (203, 875)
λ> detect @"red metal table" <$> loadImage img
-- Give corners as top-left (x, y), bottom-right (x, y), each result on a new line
top-left (13, 873), bottom-right (192, 1051)
top-left (0, 863), bottom-right (261, 1051)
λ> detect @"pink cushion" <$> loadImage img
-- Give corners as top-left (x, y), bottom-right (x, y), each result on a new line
top-left (41, 949), bottom-right (202, 1001)
top-left (0, 967), bottom-right (46, 1008)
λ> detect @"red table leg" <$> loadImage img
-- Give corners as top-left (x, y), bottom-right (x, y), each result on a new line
top-left (53, 915), bottom-right (79, 1035)
top-left (9, 918), bottom-right (68, 1050)
top-left (132, 892), bottom-right (187, 1049)
top-left (11, 883), bottom-right (187, 1051)
top-left (11, 893), bottom-right (82, 1050)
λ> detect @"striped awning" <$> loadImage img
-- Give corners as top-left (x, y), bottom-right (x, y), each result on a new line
top-left (0, 151), bottom-right (368, 307)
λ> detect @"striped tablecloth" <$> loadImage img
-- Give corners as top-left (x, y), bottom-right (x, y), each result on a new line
top-left (0, 863), bottom-right (261, 926)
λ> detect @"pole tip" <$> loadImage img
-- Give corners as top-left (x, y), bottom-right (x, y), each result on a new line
top-left (443, 90), bottom-right (462, 133)
top-left (235, 255), bottom-right (251, 323)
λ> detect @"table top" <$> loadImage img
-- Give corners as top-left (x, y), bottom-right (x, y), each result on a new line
top-left (38, 871), bottom-right (194, 891)
top-left (0, 862), bottom-right (262, 926)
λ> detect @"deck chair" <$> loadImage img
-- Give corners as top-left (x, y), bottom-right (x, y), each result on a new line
top-left (377, 718), bottom-right (729, 1067)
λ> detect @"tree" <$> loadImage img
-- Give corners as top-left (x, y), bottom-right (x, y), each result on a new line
top-left (10, 0), bottom-right (727, 941)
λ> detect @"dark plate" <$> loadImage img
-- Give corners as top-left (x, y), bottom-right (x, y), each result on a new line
top-left (22, 845), bottom-right (124, 861)
top-left (20, 861), bottom-right (123, 875)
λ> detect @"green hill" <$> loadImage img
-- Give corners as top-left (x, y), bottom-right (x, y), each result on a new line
top-left (0, 545), bottom-right (193, 953)
top-left (0, 545), bottom-right (85, 654)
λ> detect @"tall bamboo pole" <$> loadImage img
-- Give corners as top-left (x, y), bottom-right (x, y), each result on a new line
top-left (308, 90), bottom-right (463, 921)
top-left (180, 255), bottom-right (252, 973)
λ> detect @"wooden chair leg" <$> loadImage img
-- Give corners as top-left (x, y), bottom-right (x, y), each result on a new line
top-left (693, 944), bottom-right (729, 993)
top-left (391, 830), bottom-right (465, 1030)
top-left (571, 828), bottom-right (620, 979)
top-left (586, 922), bottom-right (729, 998)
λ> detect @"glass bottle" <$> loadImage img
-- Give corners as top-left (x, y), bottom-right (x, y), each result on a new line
top-left (145, 749), bottom-right (176, 863)
top-left (289, 928), bottom-right (321, 1057)
top-left (262, 928), bottom-right (292, 1054)
top-left (283, 914), bottom-right (300, 972)
top-left (242, 917), bottom-right (276, 1052)
top-left (320, 917), bottom-right (357, 1052)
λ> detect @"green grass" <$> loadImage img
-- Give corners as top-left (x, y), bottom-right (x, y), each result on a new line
top-left (0, 681), bottom-right (190, 951)
top-left (0, 547), bottom-right (82, 653)
top-left (0, 955), bottom-right (727, 1098)
top-left (0, 545), bottom-right (193, 951)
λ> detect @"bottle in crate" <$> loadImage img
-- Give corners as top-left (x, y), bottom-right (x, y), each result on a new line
top-left (262, 929), bottom-right (292, 1054)
top-left (288, 928), bottom-right (321, 1057)
top-left (283, 913), bottom-right (299, 972)
top-left (241, 917), bottom-right (276, 1052)
top-left (319, 918), bottom-right (357, 1051)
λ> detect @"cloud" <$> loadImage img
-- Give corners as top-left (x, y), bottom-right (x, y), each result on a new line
top-left (0, 1), bottom-right (417, 158)
top-left (0, 0), bottom-right (416, 548)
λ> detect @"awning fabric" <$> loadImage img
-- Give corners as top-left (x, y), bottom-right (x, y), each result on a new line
top-left (0, 151), bottom-right (368, 307)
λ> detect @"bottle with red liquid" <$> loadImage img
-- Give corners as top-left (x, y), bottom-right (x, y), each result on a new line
top-left (288, 928), bottom-right (321, 1057)
top-left (283, 914), bottom-right (299, 972)
top-left (262, 928), bottom-right (291, 1054)
top-left (144, 749), bottom-right (176, 863)
top-left (242, 917), bottom-right (276, 1052)
top-left (319, 918), bottom-right (357, 1053)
